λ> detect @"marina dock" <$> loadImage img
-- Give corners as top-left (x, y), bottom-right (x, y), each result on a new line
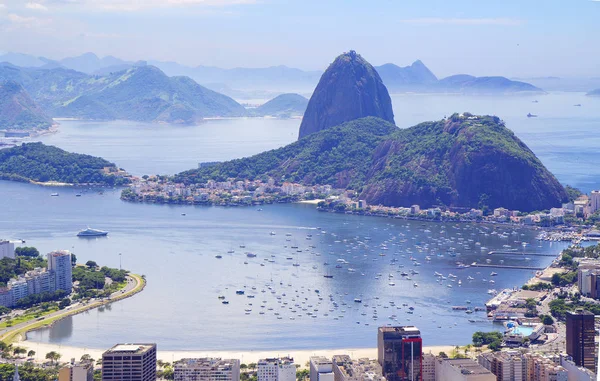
top-left (487, 251), bottom-right (556, 257)
top-left (471, 263), bottom-right (544, 270)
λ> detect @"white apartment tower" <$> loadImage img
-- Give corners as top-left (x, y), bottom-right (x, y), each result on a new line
top-left (309, 357), bottom-right (334, 381)
top-left (590, 190), bottom-right (600, 214)
top-left (174, 358), bottom-right (240, 381)
top-left (257, 358), bottom-right (296, 381)
top-left (47, 250), bottom-right (73, 293)
top-left (0, 240), bottom-right (15, 259)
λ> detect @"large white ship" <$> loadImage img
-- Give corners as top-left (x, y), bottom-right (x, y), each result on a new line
top-left (77, 228), bottom-right (109, 237)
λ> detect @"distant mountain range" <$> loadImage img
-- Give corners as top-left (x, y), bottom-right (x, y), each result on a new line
top-left (250, 93), bottom-right (308, 118)
top-left (0, 80), bottom-right (53, 131)
top-left (0, 62), bottom-right (247, 124)
top-left (0, 52), bottom-right (544, 96)
top-left (587, 89), bottom-right (600, 97)
top-left (513, 77), bottom-right (600, 93)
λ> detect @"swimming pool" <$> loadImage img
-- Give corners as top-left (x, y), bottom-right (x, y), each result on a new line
top-left (513, 325), bottom-right (535, 336)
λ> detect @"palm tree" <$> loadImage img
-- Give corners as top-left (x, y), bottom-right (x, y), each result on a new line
top-left (45, 351), bottom-right (61, 364)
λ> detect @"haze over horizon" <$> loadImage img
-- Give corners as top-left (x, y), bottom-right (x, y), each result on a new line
top-left (0, 0), bottom-right (598, 78)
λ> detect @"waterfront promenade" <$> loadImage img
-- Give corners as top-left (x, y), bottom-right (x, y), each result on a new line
top-left (16, 341), bottom-right (455, 368)
top-left (0, 273), bottom-right (145, 344)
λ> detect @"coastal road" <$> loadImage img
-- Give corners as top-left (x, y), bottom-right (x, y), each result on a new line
top-left (0, 274), bottom-right (144, 344)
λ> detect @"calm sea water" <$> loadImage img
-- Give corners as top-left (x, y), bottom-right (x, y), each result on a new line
top-left (3, 92), bottom-right (596, 350)
top-left (0, 181), bottom-right (568, 350)
top-left (36, 92), bottom-right (600, 192)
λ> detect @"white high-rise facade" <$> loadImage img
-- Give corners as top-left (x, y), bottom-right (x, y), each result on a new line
top-left (0, 240), bottom-right (15, 259)
top-left (174, 358), bottom-right (240, 381)
top-left (590, 190), bottom-right (600, 214)
top-left (257, 358), bottom-right (296, 381)
top-left (309, 357), bottom-right (333, 381)
top-left (47, 250), bottom-right (73, 293)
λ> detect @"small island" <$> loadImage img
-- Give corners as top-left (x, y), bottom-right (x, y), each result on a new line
top-left (0, 142), bottom-right (131, 186)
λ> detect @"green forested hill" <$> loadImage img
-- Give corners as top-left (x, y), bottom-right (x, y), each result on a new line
top-left (174, 114), bottom-right (567, 211)
top-left (0, 80), bottom-right (53, 130)
top-left (0, 143), bottom-right (128, 185)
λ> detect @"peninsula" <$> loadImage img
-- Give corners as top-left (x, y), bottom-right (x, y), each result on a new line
top-left (123, 51), bottom-right (567, 213)
top-left (0, 142), bottom-right (131, 186)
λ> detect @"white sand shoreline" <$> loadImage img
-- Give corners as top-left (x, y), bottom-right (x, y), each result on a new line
top-left (17, 340), bottom-right (454, 366)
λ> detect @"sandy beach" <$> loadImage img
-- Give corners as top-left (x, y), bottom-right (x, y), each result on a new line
top-left (17, 340), bottom-right (454, 366)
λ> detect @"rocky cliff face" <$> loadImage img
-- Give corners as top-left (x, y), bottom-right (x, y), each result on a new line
top-left (298, 51), bottom-right (395, 140)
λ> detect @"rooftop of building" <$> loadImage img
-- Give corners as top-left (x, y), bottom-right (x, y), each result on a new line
top-left (176, 358), bottom-right (238, 369)
top-left (333, 356), bottom-right (383, 380)
top-left (48, 250), bottom-right (71, 257)
top-left (378, 326), bottom-right (421, 335)
top-left (63, 361), bottom-right (93, 370)
top-left (442, 359), bottom-right (494, 375)
top-left (566, 310), bottom-right (595, 317)
top-left (258, 357), bottom-right (294, 365)
top-left (310, 356), bottom-right (332, 365)
top-left (104, 343), bottom-right (156, 355)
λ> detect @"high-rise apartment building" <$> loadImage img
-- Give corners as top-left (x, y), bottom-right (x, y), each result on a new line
top-left (174, 358), bottom-right (240, 381)
top-left (332, 355), bottom-right (385, 381)
top-left (378, 326), bottom-right (422, 381)
top-left (47, 250), bottom-right (73, 293)
top-left (421, 354), bottom-right (435, 381)
top-left (590, 190), bottom-right (600, 213)
top-left (310, 356), bottom-right (334, 381)
top-left (478, 351), bottom-right (525, 381)
top-left (257, 358), bottom-right (296, 381)
top-left (101, 343), bottom-right (157, 381)
top-left (566, 311), bottom-right (596, 372)
top-left (59, 360), bottom-right (94, 381)
top-left (0, 240), bottom-right (15, 259)
top-left (435, 358), bottom-right (495, 381)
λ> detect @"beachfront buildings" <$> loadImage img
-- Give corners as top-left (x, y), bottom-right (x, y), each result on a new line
top-left (577, 260), bottom-right (600, 299)
top-left (566, 311), bottom-right (596, 372)
top-left (48, 250), bottom-right (73, 293)
top-left (310, 357), bottom-right (334, 381)
top-left (174, 358), bottom-right (240, 381)
top-left (0, 249), bottom-right (73, 308)
top-left (478, 351), bottom-right (525, 381)
top-left (478, 351), bottom-right (574, 381)
top-left (59, 360), bottom-right (94, 381)
top-left (435, 358), bottom-right (495, 381)
top-left (0, 240), bottom-right (15, 259)
top-left (332, 355), bottom-right (385, 381)
top-left (378, 326), bottom-right (422, 381)
top-left (257, 358), bottom-right (296, 381)
top-left (101, 343), bottom-right (157, 381)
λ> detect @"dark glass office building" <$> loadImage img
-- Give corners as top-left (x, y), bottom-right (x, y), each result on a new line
top-left (378, 326), bottom-right (422, 381)
top-left (566, 311), bottom-right (596, 372)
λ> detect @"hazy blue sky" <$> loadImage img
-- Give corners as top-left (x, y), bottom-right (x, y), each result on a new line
top-left (0, 0), bottom-right (598, 77)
